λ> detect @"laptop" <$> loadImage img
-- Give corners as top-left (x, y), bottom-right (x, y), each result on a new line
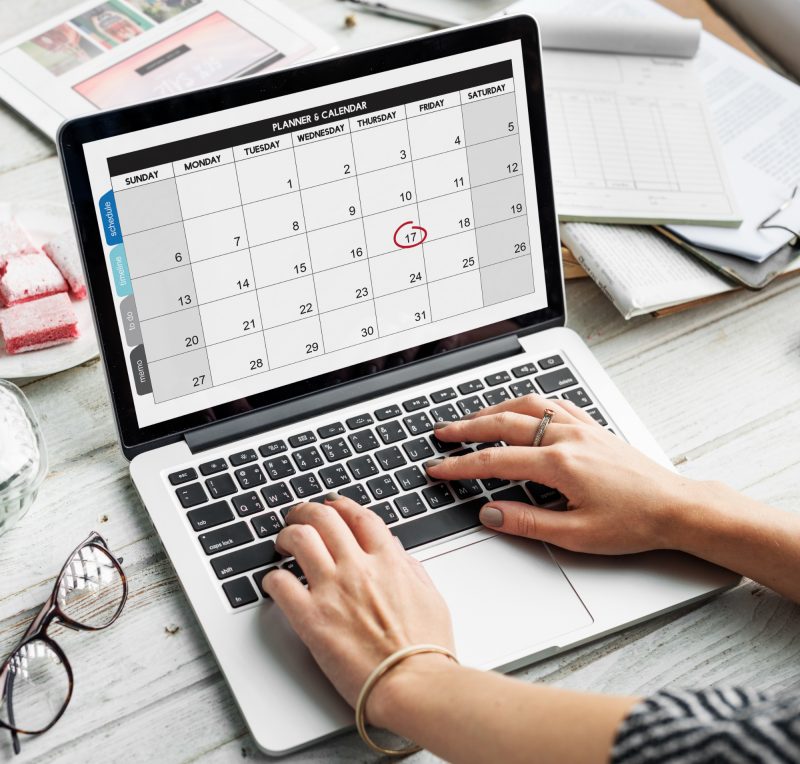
top-left (57, 16), bottom-right (738, 755)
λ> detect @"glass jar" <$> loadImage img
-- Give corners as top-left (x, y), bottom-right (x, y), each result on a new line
top-left (0, 379), bottom-right (47, 534)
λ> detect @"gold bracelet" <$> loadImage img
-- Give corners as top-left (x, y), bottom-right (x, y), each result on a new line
top-left (355, 644), bottom-right (459, 757)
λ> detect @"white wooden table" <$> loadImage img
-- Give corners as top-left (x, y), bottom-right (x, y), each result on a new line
top-left (1, 1), bottom-right (799, 761)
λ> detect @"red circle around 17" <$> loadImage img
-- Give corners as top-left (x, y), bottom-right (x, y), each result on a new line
top-left (393, 220), bottom-right (428, 249)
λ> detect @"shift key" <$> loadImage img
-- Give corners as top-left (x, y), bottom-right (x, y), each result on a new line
top-left (211, 540), bottom-right (282, 579)
top-left (536, 368), bottom-right (578, 394)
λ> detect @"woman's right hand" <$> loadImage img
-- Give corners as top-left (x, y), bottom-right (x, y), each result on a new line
top-left (426, 394), bottom-right (710, 555)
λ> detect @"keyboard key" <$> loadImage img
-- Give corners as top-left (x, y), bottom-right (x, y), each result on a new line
top-left (481, 478), bottom-right (509, 491)
top-left (264, 455), bottom-right (295, 480)
top-left (317, 422), bottom-right (345, 439)
top-left (394, 492), bottom-right (427, 519)
top-left (395, 465), bottom-right (427, 491)
top-left (199, 458), bottom-right (227, 476)
top-left (403, 437), bottom-right (434, 462)
top-left (403, 412), bottom-right (433, 435)
top-left (290, 473), bottom-right (322, 499)
top-left (321, 437), bottom-right (352, 462)
top-left (292, 446), bottom-right (323, 471)
top-left (391, 498), bottom-right (484, 550)
top-left (526, 481), bottom-right (564, 505)
top-left (430, 435), bottom-right (461, 453)
top-left (199, 521), bottom-right (253, 555)
top-left (538, 354), bottom-right (564, 370)
top-left (511, 362), bottom-right (536, 378)
top-left (252, 511), bottom-right (282, 538)
top-left (476, 441), bottom-right (503, 450)
top-left (430, 403), bottom-right (459, 422)
top-left (457, 396), bottom-right (484, 415)
top-left (176, 483), bottom-right (207, 508)
top-left (458, 379), bottom-right (484, 394)
top-left (491, 486), bottom-right (532, 504)
top-left (229, 449), bottom-right (257, 467)
top-left (288, 431), bottom-right (316, 448)
top-left (370, 502), bottom-right (399, 524)
top-left (169, 468), bottom-right (197, 486)
top-left (282, 559), bottom-right (306, 583)
top-left (205, 474), bottom-right (237, 500)
top-left (422, 483), bottom-right (454, 509)
top-left (450, 479), bottom-right (482, 500)
top-left (430, 388), bottom-right (456, 403)
top-left (234, 464), bottom-right (266, 490)
top-left (349, 430), bottom-right (379, 453)
top-left (232, 491), bottom-right (266, 517)
top-left (377, 420), bottom-right (406, 444)
top-left (509, 379), bottom-right (535, 398)
top-left (587, 408), bottom-right (608, 426)
top-left (402, 395), bottom-right (429, 412)
top-left (211, 540), bottom-right (281, 579)
top-left (347, 454), bottom-right (379, 479)
top-left (252, 568), bottom-right (274, 597)
top-left (346, 413), bottom-right (374, 430)
top-left (367, 474), bottom-right (399, 501)
top-left (339, 483), bottom-right (370, 505)
top-left (223, 577), bottom-right (258, 608)
top-left (319, 464), bottom-right (351, 489)
top-left (485, 371), bottom-right (511, 386)
top-left (374, 404), bottom-right (402, 421)
top-left (281, 505), bottom-right (299, 521)
top-left (484, 388), bottom-right (510, 406)
top-left (451, 447), bottom-right (473, 457)
top-left (536, 368), bottom-right (578, 394)
top-left (562, 387), bottom-right (592, 408)
top-left (187, 500), bottom-right (234, 531)
top-left (259, 440), bottom-right (287, 457)
top-left (375, 446), bottom-right (406, 470)
top-left (261, 482), bottom-right (293, 508)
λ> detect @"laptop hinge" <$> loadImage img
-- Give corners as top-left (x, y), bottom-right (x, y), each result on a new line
top-left (184, 335), bottom-right (523, 454)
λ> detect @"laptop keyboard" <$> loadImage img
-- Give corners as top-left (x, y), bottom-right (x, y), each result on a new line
top-left (166, 353), bottom-right (612, 610)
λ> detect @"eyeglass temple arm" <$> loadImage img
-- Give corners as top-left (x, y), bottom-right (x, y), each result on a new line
top-left (3, 671), bottom-right (21, 755)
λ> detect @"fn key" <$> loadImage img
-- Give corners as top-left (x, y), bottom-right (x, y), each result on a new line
top-left (222, 577), bottom-right (258, 608)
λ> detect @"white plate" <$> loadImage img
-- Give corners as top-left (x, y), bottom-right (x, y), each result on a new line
top-left (0, 201), bottom-right (99, 379)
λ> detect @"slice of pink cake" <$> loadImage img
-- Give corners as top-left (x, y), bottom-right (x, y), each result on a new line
top-left (0, 292), bottom-right (79, 354)
top-left (43, 231), bottom-right (87, 300)
top-left (0, 220), bottom-right (37, 274)
top-left (0, 252), bottom-right (68, 306)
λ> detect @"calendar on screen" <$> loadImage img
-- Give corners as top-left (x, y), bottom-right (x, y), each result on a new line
top-left (84, 41), bottom-right (548, 428)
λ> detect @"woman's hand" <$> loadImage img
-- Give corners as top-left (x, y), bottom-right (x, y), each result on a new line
top-left (262, 496), bottom-right (454, 726)
top-left (427, 394), bottom-right (709, 555)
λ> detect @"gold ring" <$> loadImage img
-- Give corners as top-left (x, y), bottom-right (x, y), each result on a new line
top-left (533, 408), bottom-right (555, 447)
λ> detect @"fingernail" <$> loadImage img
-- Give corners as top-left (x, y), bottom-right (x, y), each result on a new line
top-left (433, 421), bottom-right (449, 430)
top-left (480, 506), bottom-right (504, 527)
top-left (285, 502), bottom-right (301, 518)
top-left (424, 458), bottom-right (445, 471)
top-left (324, 491), bottom-right (341, 502)
top-left (461, 412), bottom-right (477, 420)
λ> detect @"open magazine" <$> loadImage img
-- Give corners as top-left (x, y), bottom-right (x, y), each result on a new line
top-left (0, 0), bottom-right (337, 139)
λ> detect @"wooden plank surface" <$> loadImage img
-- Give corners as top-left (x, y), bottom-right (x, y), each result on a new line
top-left (0, 2), bottom-right (799, 762)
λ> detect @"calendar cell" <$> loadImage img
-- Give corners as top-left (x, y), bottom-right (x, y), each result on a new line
top-left (480, 256), bottom-right (534, 306)
top-left (351, 119), bottom-right (410, 173)
top-left (427, 270), bottom-right (483, 320)
top-left (244, 192), bottom-right (305, 245)
top-left (417, 190), bottom-right (474, 241)
top-left (207, 332), bottom-right (269, 386)
top-left (251, 235), bottom-right (311, 286)
top-left (293, 131), bottom-right (354, 188)
top-left (321, 301), bottom-right (378, 352)
top-left (114, 179), bottom-right (181, 235)
top-left (176, 163), bottom-right (241, 219)
top-left (462, 92), bottom-right (518, 145)
top-left (307, 219), bottom-right (365, 272)
top-left (139, 307), bottom-right (205, 363)
top-left (475, 217), bottom-right (530, 267)
top-left (191, 249), bottom-right (254, 303)
top-left (423, 231), bottom-right (478, 282)
top-left (411, 149), bottom-right (470, 202)
top-left (235, 149), bottom-right (298, 205)
top-left (357, 163), bottom-right (416, 216)
top-left (467, 134), bottom-right (522, 187)
top-left (263, 316), bottom-right (324, 368)
top-left (123, 222), bottom-right (187, 279)
top-left (132, 266), bottom-right (197, 321)
top-left (374, 285), bottom-right (430, 335)
top-left (407, 105), bottom-right (465, 160)
top-left (470, 176), bottom-right (526, 227)
top-left (362, 204), bottom-right (418, 256)
top-left (149, 348), bottom-right (211, 403)
top-left (199, 292), bottom-right (262, 345)
top-left (258, 275), bottom-right (317, 329)
top-left (314, 261), bottom-right (372, 313)
top-left (301, 178), bottom-right (361, 230)
top-left (183, 207), bottom-right (248, 262)
top-left (370, 248), bottom-right (426, 297)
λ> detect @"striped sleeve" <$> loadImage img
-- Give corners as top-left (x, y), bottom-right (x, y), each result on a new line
top-left (611, 687), bottom-right (800, 764)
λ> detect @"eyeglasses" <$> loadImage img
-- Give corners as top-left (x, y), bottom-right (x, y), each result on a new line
top-left (0, 531), bottom-right (127, 755)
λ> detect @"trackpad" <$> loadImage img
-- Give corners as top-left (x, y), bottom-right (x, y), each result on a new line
top-left (423, 536), bottom-right (593, 668)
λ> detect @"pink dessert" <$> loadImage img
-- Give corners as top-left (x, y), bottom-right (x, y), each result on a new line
top-left (0, 292), bottom-right (79, 354)
top-left (43, 231), bottom-right (87, 300)
top-left (0, 220), bottom-right (37, 274)
top-left (0, 252), bottom-right (68, 306)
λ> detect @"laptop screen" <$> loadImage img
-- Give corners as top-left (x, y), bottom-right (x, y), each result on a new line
top-left (69, 22), bottom-right (561, 447)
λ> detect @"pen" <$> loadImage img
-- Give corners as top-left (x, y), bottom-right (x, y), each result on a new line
top-left (338, 0), bottom-right (468, 29)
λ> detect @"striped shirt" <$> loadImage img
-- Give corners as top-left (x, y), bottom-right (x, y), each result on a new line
top-left (612, 688), bottom-right (800, 763)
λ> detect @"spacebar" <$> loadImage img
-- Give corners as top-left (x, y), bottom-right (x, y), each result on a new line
top-left (391, 498), bottom-right (486, 550)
